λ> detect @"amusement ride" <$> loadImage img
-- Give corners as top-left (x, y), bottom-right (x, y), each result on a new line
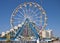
top-left (0, 2), bottom-right (48, 42)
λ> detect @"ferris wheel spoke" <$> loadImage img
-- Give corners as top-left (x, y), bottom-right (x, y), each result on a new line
top-left (34, 12), bottom-right (40, 17)
top-left (30, 10), bottom-right (33, 15)
top-left (29, 7), bottom-right (30, 12)
top-left (13, 18), bottom-right (24, 21)
top-left (26, 8), bottom-right (28, 15)
top-left (34, 12), bottom-right (41, 17)
top-left (32, 20), bottom-right (40, 22)
top-left (34, 15), bottom-right (40, 18)
top-left (31, 9), bottom-right (39, 17)
top-left (30, 10), bottom-right (35, 16)
top-left (21, 7), bottom-right (26, 15)
top-left (19, 9), bottom-right (25, 15)
top-left (35, 16), bottom-right (41, 19)
top-left (28, 7), bottom-right (31, 16)
top-left (13, 21), bottom-right (22, 24)
top-left (28, 6), bottom-right (34, 15)
top-left (33, 17), bottom-right (40, 20)
top-left (18, 10), bottom-right (24, 17)
top-left (16, 14), bottom-right (23, 18)
top-left (13, 18), bottom-right (23, 21)
top-left (14, 22), bottom-right (20, 24)
top-left (13, 21), bottom-right (21, 23)
top-left (34, 21), bottom-right (40, 26)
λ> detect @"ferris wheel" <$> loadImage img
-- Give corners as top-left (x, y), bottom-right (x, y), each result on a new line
top-left (10, 2), bottom-right (47, 30)
top-left (10, 2), bottom-right (48, 40)
top-left (0, 2), bottom-right (48, 41)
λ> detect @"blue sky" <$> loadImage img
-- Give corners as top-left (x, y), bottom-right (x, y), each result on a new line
top-left (0, 0), bottom-right (60, 37)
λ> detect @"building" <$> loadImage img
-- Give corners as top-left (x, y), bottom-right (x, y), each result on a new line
top-left (41, 29), bottom-right (52, 39)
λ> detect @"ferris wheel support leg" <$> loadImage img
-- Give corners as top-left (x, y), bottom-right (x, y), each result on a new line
top-left (12, 25), bottom-right (24, 40)
top-left (29, 22), bottom-right (40, 40)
